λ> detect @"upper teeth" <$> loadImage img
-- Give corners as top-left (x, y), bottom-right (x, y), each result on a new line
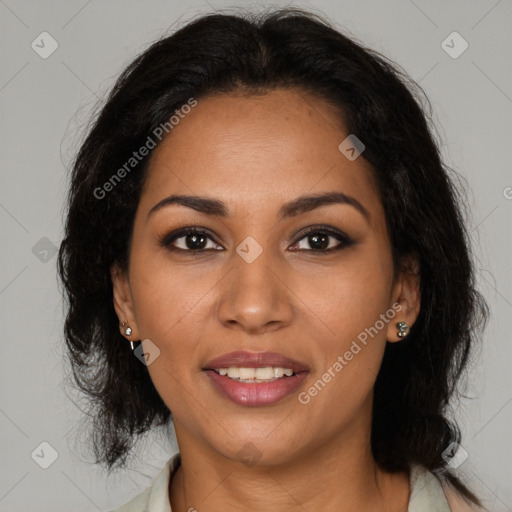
top-left (216, 366), bottom-right (294, 380)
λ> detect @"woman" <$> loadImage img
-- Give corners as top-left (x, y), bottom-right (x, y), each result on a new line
top-left (57, 8), bottom-right (488, 511)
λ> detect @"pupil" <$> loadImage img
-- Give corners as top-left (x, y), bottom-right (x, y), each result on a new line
top-left (310, 233), bottom-right (329, 250)
top-left (186, 233), bottom-right (206, 249)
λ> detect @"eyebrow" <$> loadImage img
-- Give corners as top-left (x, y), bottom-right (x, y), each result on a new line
top-left (147, 191), bottom-right (370, 222)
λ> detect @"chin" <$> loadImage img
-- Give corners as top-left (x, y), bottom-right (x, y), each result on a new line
top-left (212, 430), bottom-right (307, 468)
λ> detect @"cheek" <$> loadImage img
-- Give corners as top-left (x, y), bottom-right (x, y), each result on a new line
top-left (294, 249), bottom-right (393, 403)
top-left (129, 244), bottom-right (210, 338)
top-left (294, 248), bottom-right (393, 342)
top-left (127, 254), bottom-right (217, 411)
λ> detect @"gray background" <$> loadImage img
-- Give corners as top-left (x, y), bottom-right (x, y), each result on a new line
top-left (1, 0), bottom-right (511, 510)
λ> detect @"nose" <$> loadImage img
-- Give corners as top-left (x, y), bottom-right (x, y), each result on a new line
top-left (216, 248), bottom-right (294, 334)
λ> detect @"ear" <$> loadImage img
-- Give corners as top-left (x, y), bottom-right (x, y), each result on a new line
top-left (111, 263), bottom-right (140, 342)
top-left (386, 253), bottom-right (421, 343)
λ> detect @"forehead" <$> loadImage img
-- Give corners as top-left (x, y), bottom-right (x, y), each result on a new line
top-left (139, 88), bottom-right (382, 224)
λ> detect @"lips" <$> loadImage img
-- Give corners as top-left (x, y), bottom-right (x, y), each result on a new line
top-left (203, 350), bottom-right (309, 374)
top-left (202, 350), bottom-right (309, 407)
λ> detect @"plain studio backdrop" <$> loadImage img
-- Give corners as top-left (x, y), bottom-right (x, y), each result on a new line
top-left (0, 0), bottom-right (511, 511)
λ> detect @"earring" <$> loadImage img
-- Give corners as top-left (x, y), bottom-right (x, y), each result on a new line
top-left (396, 321), bottom-right (410, 338)
top-left (121, 321), bottom-right (132, 336)
top-left (121, 321), bottom-right (135, 350)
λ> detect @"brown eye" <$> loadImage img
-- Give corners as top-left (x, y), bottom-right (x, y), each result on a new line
top-left (180, 232), bottom-right (208, 250)
top-left (159, 228), bottom-right (223, 252)
top-left (290, 226), bottom-right (354, 254)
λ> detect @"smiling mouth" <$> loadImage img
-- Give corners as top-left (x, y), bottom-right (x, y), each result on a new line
top-left (203, 366), bottom-right (309, 406)
top-left (201, 350), bottom-right (310, 406)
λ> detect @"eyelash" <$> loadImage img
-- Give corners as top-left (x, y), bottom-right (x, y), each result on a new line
top-left (158, 225), bottom-right (355, 255)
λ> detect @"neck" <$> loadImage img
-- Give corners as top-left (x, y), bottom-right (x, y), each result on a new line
top-left (169, 409), bottom-right (410, 511)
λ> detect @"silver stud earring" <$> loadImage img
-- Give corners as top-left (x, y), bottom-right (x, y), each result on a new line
top-left (396, 321), bottom-right (410, 338)
top-left (121, 321), bottom-right (132, 336)
top-left (121, 322), bottom-right (135, 350)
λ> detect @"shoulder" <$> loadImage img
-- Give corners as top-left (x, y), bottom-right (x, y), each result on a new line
top-left (109, 486), bottom-right (152, 512)
top-left (441, 480), bottom-right (486, 512)
top-left (109, 453), bottom-right (181, 512)
top-left (409, 464), bottom-right (484, 512)
top-left (408, 464), bottom-right (452, 511)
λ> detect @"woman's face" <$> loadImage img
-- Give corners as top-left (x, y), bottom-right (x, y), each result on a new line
top-left (112, 88), bottom-right (419, 465)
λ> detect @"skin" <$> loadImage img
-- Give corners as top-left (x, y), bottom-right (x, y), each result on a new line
top-left (111, 88), bottom-right (421, 512)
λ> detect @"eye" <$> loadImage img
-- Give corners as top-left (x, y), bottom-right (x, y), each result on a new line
top-left (290, 226), bottom-right (354, 254)
top-left (159, 225), bottom-right (354, 255)
top-left (159, 227), bottom-right (223, 252)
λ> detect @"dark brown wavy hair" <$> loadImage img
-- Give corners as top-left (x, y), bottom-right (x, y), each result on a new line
top-left (57, 7), bottom-right (488, 505)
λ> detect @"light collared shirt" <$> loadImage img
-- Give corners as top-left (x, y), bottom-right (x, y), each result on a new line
top-left (110, 453), bottom-right (473, 511)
